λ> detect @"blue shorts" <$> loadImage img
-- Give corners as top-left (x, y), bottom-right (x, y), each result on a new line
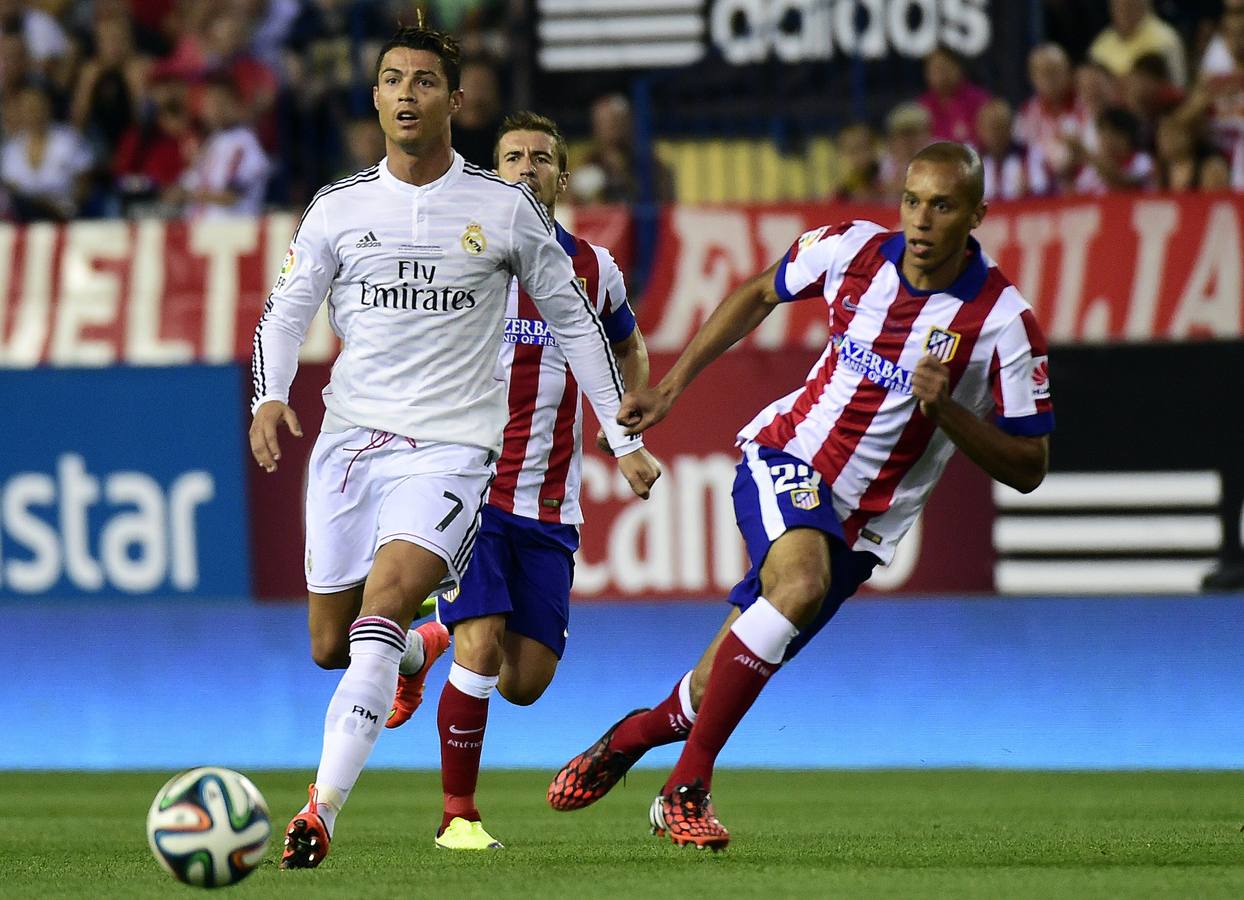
top-left (728, 442), bottom-right (878, 661)
top-left (437, 504), bottom-right (579, 658)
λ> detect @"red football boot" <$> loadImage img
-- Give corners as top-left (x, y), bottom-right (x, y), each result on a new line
top-left (280, 784), bottom-right (331, 869)
top-left (546, 709), bottom-right (649, 811)
top-left (649, 780), bottom-right (729, 851)
top-left (387, 621), bottom-right (450, 729)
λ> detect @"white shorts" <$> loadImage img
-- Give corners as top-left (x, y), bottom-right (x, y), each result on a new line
top-left (303, 428), bottom-right (496, 594)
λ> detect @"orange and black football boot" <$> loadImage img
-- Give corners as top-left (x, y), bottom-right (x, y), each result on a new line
top-left (280, 784), bottom-right (331, 869)
top-left (546, 709), bottom-right (650, 811)
top-left (649, 780), bottom-right (729, 851)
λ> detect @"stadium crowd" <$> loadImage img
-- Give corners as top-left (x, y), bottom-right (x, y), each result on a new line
top-left (1, 0), bottom-right (1242, 223)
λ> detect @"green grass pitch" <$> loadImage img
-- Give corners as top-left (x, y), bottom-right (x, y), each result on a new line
top-left (4, 769), bottom-right (1243, 898)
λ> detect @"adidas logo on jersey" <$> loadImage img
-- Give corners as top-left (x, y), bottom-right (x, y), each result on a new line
top-left (356, 230), bottom-right (382, 248)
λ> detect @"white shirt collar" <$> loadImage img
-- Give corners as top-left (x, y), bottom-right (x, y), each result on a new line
top-left (378, 150), bottom-right (463, 194)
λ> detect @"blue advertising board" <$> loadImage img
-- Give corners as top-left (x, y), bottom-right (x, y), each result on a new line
top-left (0, 366), bottom-right (250, 599)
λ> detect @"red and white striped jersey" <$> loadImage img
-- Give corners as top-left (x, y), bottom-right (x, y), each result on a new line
top-left (739, 221), bottom-right (1054, 564)
top-left (488, 223), bottom-right (635, 525)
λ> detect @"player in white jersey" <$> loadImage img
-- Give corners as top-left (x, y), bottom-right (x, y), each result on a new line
top-left (247, 27), bottom-right (660, 869)
top-left (380, 110), bottom-right (660, 851)
top-left (548, 142), bottom-right (1054, 850)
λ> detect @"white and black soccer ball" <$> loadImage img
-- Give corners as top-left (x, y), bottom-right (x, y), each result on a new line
top-left (146, 767), bottom-right (271, 888)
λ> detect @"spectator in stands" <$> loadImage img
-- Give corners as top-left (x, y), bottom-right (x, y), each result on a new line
top-left (570, 93), bottom-right (674, 205)
top-left (452, 57), bottom-right (503, 169)
top-left (1089, 0), bottom-right (1187, 87)
top-left (1075, 61), bottom-right (1123, 153)
top-left (976, 99), bottom-right (1029, 201)
top-left (878, 101), bottom-right (932, 201)
top-left (280, 0), bottom-right (392, 201)
top-left (1122, 52), bottom-right (1184, 147)
top-left (1199, 0), bottom-right (1244, 80)
top-left (0, 29), bottom-right (34, 138)
top-left (338, 114), bottom-right (385, 178)
top-left (235, 0), bottom-right (300, 76)
top-left (112, 74), bottom-right (197, 214)
top-left (167, 76), bottom-right (269, 218)
top-left (70, 11), bottom-right (150, 159)
top-left (1072, 106), bottom-right (1156, 194)
top-left (919, 45), bottom-right (991, 144)
top-left (1016, 43), bottom-right (1082, 196)
top-left (202, 9), bottom-right (278, 143)
top-left (0, 0), bottom-right (70, 71)
top-left (832, 122), bottom-right (885, 204)
top-left (0, 83), bottom-right (93, 221)
top-left (1178, 0), bottom-right (1244, 188)
top-left (1154, 112), bottom-right (1230, 190)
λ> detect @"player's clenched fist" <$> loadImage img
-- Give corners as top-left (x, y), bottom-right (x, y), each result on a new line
top-left (249, 400), bottom-right (303, 473)
top-left (617, 447), bottom-right (662, 500)
top-left (912, 354), bottom-right (951, 419)
top-left (617, 386), bottom-right (673, 436)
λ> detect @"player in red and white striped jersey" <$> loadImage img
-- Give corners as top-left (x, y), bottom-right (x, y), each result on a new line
top-left (548, 142), bottom-right (1053, 850)
top-left (385, 111), bottom-right (660, 850)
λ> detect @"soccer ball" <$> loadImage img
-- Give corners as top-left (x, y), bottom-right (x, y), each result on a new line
top-left (146, 767), bottom-right (271, 888)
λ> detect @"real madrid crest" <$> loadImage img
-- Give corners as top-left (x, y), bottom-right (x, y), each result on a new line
top-left (461, 222), bottom-right (486, 255)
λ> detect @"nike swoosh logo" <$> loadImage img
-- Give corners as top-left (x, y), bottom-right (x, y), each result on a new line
top-left (842, 297), bottom-right (860, 311)
top-left (448, 725), bottom-right (485, 735)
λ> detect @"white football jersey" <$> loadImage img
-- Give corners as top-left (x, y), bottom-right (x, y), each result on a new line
top-left (251, 153), bottom-right (641, 457)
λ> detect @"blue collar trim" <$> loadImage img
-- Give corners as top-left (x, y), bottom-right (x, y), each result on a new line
top-left (880, 233), bottom-right (989, 300)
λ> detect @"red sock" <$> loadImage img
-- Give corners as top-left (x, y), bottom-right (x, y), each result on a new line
top-left (611, 677), bottom-right (693, 754)
top-left (664, 631), bottom-right (778, 793)
top-left (437, 680), bottom-right (488, 832)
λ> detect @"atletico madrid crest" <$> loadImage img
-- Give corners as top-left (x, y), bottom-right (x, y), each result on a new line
top-left (790, 489), bottom-right (820, 510)
top-left (923, 326), bottom-right (961, 362)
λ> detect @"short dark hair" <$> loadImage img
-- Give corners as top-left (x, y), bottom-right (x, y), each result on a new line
top-left (925, 44), bottom-right (967, 71)
top-left (494, 110), bottom-right (569, 173)
top-left (1131, 51), bottom-right (1171, 81)
top-left (375, 26), bottom-right (461, 91)
top-left (909, 140), bottom-right (986, 206)
top-left (1097, 105), bottom-right (1143, 148)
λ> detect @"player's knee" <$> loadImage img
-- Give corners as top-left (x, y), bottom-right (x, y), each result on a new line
top-left (765, 566), bottom-right (831, 625)
top-left (498, 670), bottom-right (553, 706)
top-left (497, 680), bottom-right (546, 706)
top-left (310, 635), bottom-right (350, 670)
top-left (452, 619), bottom-right (506, 673)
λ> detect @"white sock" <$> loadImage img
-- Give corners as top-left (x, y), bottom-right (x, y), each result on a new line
top-left (730, 597), bottom-right (799, 665)
top-left (397, 627), bottom-right (426, 676)
top-left (677, 670), bottom-right (698, 721)
top-left (447, 661), bottom-right (498, 699)
top-left (311, 616), bottom-right (406, 836)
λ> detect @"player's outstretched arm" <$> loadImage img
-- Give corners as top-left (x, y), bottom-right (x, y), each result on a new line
top-left (618, 261), bottom-right (782, 436)
top-left (912, 355), bottom-right (1049, 493)
top-left (249, 400), bottom-right (303, 473)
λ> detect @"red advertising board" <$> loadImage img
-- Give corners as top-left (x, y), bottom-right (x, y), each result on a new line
top-left (248, 353), bottom-right (993, 600)
top-left (2, 193), bottom-right (1241, 368)
top-left (636, 193), bottom-right (1244, 351)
